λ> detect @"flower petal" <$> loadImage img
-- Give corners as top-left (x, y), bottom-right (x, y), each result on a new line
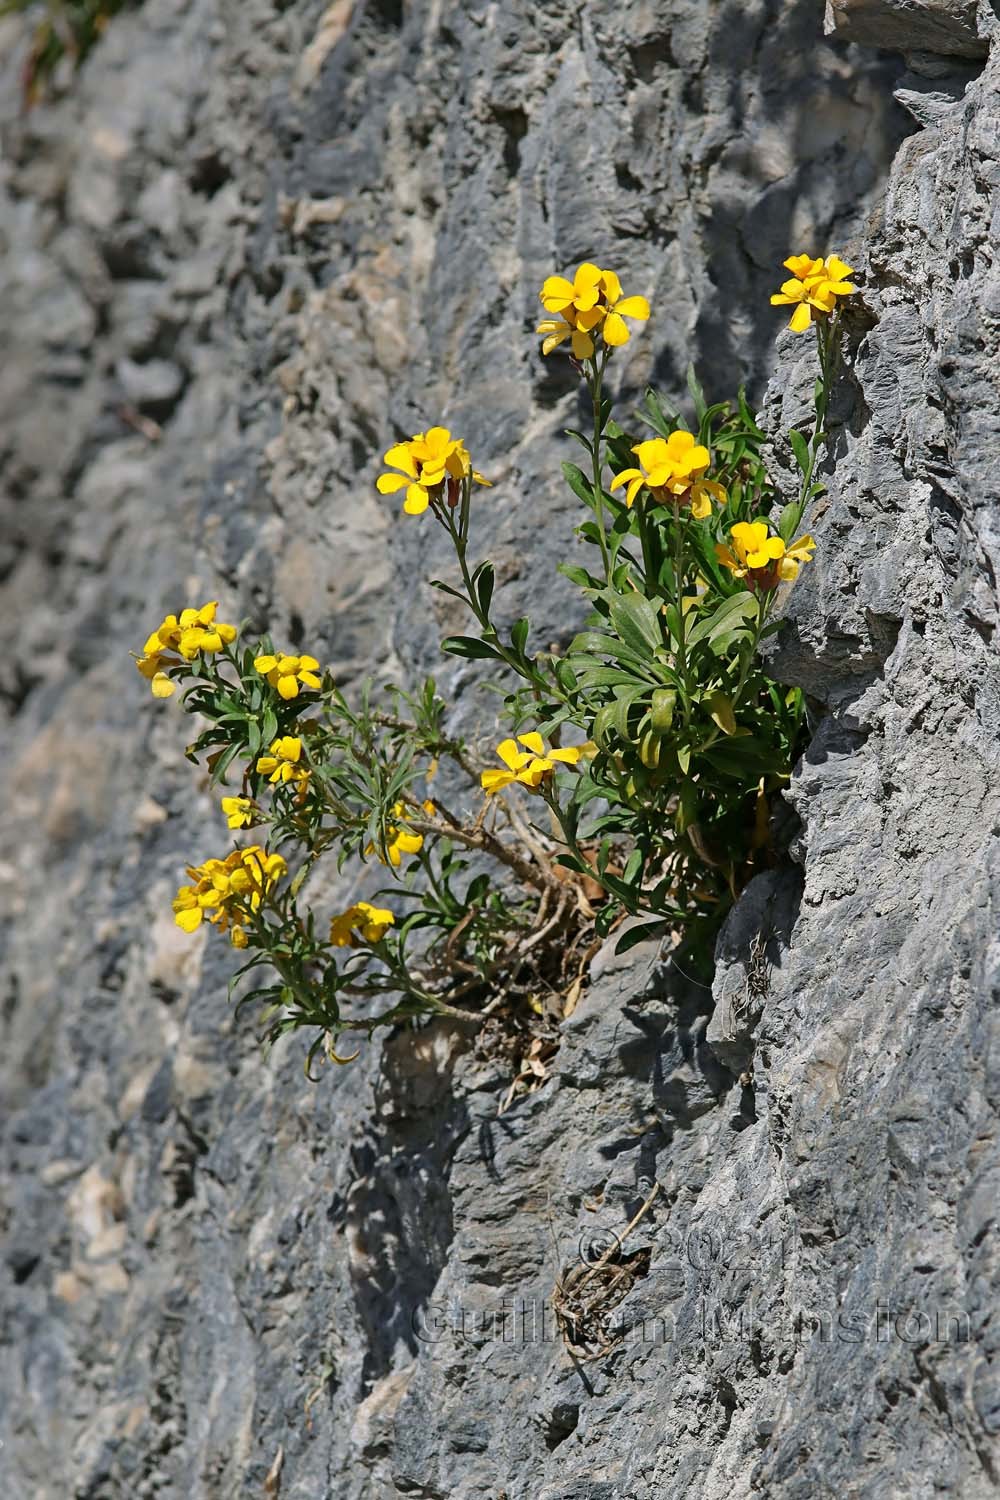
top-left (602, 312), bottom-right (630, 346)
top-left (613, 295), bottom-right (649, 320)
top-left (609, 467), bottom-right (642, 492)
top-left (403, 484), bottom-right (430, 515)
top-left (517, 732), bottom-right (545, 756)
top-left (383, 443), bottom-right (418, 477)
top-left (625, 475), bottom-right (644, 508)
top-left (377, 473), bottom-right (409, 493)
top-left (496, 738), bottom-right (527, 770)
top-left (541, 329), bottom-right (570, 356)
top-left (574, 262), bottom-right (603, 290)
top-left (481, 769), bottom-right (515, 794)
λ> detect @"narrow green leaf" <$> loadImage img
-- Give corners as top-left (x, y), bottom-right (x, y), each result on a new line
top-left (474, 561), bottom-right (495, 617)
top-left (685, 592), bottom-right (758, 647)
top-left (686, 365), bottom-right (707, 421)
top-left (777, 503), bottom-right (802, 542)
top-left (511, 617), bottom-right (529, 656)
top-left (441, 635), bottom-right (506, 661)
top-left (609, 593), bottom-right (661, 658)
top-left (788, 429), bottom-right (810, 475)
top-left (562, 462), bottom-right (597, 510)
top-left (614, 921), bottom-right (667, 956)
top-left (559, 563), bottom-right (598, 589)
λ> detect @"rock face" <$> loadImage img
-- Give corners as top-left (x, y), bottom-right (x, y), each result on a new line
top-left (0, 1), bottom-right (997, 1498)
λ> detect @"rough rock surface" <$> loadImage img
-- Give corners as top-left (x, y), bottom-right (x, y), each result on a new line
top-left (1, 1), bottom-right (996, 1497)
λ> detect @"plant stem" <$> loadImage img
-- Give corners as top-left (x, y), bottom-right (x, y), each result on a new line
top-left (671, 500), bottom-right (693, 725)
top-left (588, 352), bottom-right (612, 578)
top-left (404, 814), bottom-right (557, 894)
top-left (635, 491), bottom-right (657, 589)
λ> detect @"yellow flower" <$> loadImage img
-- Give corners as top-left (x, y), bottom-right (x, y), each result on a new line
top-left (172, 845), bottom-right (287, 945)
top-left (221, 795), bottom-right (256, 830)
top-left (134, 601), bottom-right (237, 696)
top-left (715, 521), bottom-right (816, 591)
top-left (770, 253), bottom-right (856, 333)
top-left (365, 801), bottom-right (426, 867)
top-left (376, 427), bottom-right (492, 516)
top-left (256, 736), bottom-right (310, 786)
top-left (481, 732), bottom-right (589, 796)
top-left (253, 651), bottom-right (322, 700)
top-left (329, 901), bottom-right (395, 948)
top-left (537, 263), bottom-right (650, 358)
top-left (610, 431), bottom-right (726, 518)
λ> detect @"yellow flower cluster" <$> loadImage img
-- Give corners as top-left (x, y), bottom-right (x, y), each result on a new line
top-left (770, 254), bottom-right (855, 333)
top-left (537, 263), bottom-right (650, 359)
top-left (172, 846), bottom-right (287, 947)
top-left (610, 431), bottom-right (726, 519)
top-left (377, 427), bottom-right (492, 516)
top-left (367, 800), bottom-right (434, 867)
top-left (257, 735), bottom-right (310, 787)
top-left (329, 901), bottom-right (395, 948)
top-left (716, 521), bottom-right (815, 591)
top-left (135, 601), bottom-right (237, 697)
top-left (481, 733), bottom-right (588, 796)
top-left (254, 651), bottom-right (322, 700)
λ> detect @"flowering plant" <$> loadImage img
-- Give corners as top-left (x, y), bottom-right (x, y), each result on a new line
top-left (138, 255), bottom-right (853, 1074)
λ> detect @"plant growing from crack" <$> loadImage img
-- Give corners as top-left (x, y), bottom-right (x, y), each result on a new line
top-left (135, 253), bottom-right (855, 1075)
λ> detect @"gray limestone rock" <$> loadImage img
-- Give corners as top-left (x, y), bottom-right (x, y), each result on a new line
top-left (1, 0), bottom-right (998, 1497)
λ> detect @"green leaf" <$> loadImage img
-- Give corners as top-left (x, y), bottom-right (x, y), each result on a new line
top-left (643, 386), bottom-right (680, 439)
top-left (428, 578), bottom-right (468, 603)
top-left (608, 593), bottom-right (662, 658)
top-left (441, 635), bottom-right (506, 661)
top-left (576, 666), bottom-right (646, 692)
top-left (700, 735), bottom-right (786, 777)
top-left (686, 365), bottom-right (707, 421)
top-left (788, 429), bottom-right (810, 475)
top-left (737, 386), bottom-right (765, 440)
top-left (562, 462), bottom-right (596, 510)
top-left (210, 741), bottom-right (243, 785)
top-left (777, 502), bottom-right (802, 542)
top-left (567, 630), bottom-right (652, 671)
top-left (474, 561), bottom-right (495, 617)
top-left (707, 691), bottom-right (737, 736)
top-left (555, 658), bottom-right (578, 692)
top-left (558, 562), bottom-right (598, 589)
top-left (686, 592), bottom-right (758, 647)
top-left (510, 617), bottom-right (530, 657)
top-left (614, 920), bottom-right (667, 955)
